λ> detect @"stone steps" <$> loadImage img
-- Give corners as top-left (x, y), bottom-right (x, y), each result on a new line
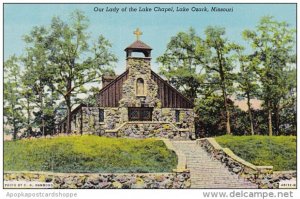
top-left (171, 141), bottom-right (258, 188)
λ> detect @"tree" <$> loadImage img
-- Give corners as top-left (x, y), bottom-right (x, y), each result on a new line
top-left (235, 51), bottom-right (260, 135)
top-left (204, 26), bottom-right (242, 135)
top-left (49, 11), bottom-right (117, 132)
top-left (22, 25), bottom-right (58, 136)
top-left (277, 67), bottom-right (296, 135)
top-left (243, 16), bottom-right (296, 136)
top-left (157, 28), bottom-right (208, 101)
top-left (19, 74), bottom-right (35, 137)
top-left (4, 55), bottom-right (24, 140)
top-left (195, 94), bottom-right (225, 137)
top-left (47, 10), bottom-right (117, 133)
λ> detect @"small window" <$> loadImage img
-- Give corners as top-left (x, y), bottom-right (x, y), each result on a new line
top-left (175, 110), bottom-right (180, 122)
top-left (128, 107), bottom-right (152, 121)
top-left (99, 109), bottom-right (104, 122)
top-left (136, 78), bottom-right (145, 96)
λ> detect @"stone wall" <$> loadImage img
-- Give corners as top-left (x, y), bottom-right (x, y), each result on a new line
top-left (119, 58), bottom-right (160, 108)
top-left (81, 107), bottom-right (103, 134)
top-left (117, 122), bottom-right (190, 139)
top-left (198, 138), bottom-right (297, 189)
top-left (70, 107), bottom-right (122, 135)
top-left (69, 107), bottom-right (105, 135)
top-left (272, 171), bottom-right (297, 188)
top-left (4, 171), bottom-right (191, 189)
top-left (69, 106), bottom-right (194, 139)
top-left (153, 108), bottom-right (194, 130)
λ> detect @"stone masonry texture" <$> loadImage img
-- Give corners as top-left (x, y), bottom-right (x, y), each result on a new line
top-left (4, 172), bottom-right (191, 189)
top-left (67, 58), bottom-right (195, 139)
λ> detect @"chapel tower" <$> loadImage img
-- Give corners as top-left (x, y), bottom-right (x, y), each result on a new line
top-left (124, 28), bottom-right (152, 64)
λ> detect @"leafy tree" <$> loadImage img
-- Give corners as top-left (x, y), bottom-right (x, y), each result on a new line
top-left (204, 26), bottom-right (242, 135)
top-left (235, 50), bottom-right (260, 135)
top-left (243, 16), bottom-right (296, 136)
top-left (44, 10), bottom-right (117, 133)
top-left (195, 95), bottom-right (225, 137)
top-left (195, 95), bottom-right (246, 136)
top-left (22, 26), bottom-right (58, 136)
top-left (277, 68), bottom-right (296, 135)
top-left (19, 74), bottom-right (35, 137)
top-left (157, 28), bottom-right (208, 101)
top-left (4, 55), bottom-right (24, 140)
top-left (22, 11), bottom-right (117, 132)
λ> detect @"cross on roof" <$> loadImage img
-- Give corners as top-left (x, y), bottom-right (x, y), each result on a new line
top-left (133, 28), bottom-right (143, 40)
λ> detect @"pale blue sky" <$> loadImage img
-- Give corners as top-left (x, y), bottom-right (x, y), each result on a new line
top-left (4, 3), bottom-right (296, 74)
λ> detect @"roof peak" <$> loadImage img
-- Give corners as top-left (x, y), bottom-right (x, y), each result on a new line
top-left (125, 40), bottom-right (152, 50)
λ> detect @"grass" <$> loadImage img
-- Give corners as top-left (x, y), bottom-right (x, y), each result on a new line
top-left (215, 135), bottom-right (296, 171)
top-left (4, 135), bottom-right (178, 173)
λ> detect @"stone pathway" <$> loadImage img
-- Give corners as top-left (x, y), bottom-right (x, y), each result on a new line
top-left (171, 141), bottom-right (258, 188)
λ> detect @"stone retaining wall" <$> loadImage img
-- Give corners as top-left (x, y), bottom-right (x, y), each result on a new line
top-left (4, 139), bottom-right (191, 189)
top-left (198, 138), bottom-right (296, 189)
top-left (4, 171), bottom-right (190, 189)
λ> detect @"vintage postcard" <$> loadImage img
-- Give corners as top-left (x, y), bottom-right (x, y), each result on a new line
top-left (2, 2), bottom-right (297, 196)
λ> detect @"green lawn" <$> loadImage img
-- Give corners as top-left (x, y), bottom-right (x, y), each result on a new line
top-left (215, 135), bottom-right (296, 171)
top-left (4, 135), bottom-right (177, 173)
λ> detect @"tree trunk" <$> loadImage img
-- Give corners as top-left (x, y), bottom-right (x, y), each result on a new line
top-left (220, 73), bottom-right (231, 135)
top-left (66, 79), bottom-right (72, 134)
top-left (246, 92), bottom-right (254, 135)
top-left (42, 119), bottom-right (45, 136)
top-left (66, 98), bottom-right (72, 134)
top-left (13, 119), bottom-right (17, 141)
top-left (221, 81), bottom-right (231, 135)
top-left (273, 104), bottom-right (280, 136)
top-left (11, 101), bottom-right (17, 140)
top-left (26, 99), bottom-right (31, 137)
top-left (217, 49), bottom-right (231, 135)
top-left (225, 107), bottom-right (231, 135)
top-left (38, 83), bottom-right (45, 136)
top-left (268, 101), bottom-right (273, 136)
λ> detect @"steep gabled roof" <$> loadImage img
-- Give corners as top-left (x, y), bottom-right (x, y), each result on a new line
top-left (98, 70), bottom-right (129, 93)
top-left (151, 70), bottom-right (194, 108)
top-left (125, 40), bottom-right (152, 50)
top-left (96, 70), bottom-right (129, 107)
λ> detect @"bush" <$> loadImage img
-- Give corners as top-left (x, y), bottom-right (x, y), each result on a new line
top-left (215, 135), bottom-right (296, 171)
top-left (4, 135), bottom-right (177, 173)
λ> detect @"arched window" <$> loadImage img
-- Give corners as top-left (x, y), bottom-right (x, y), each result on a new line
top-left (136, 78), bottom-right (145, 96)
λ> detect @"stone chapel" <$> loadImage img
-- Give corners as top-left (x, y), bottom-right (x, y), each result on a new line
top-left (57, 29), bottom-right (195, 139)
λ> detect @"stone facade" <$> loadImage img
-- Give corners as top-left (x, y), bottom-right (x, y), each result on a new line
top-left (119, 58), bottom-right (160, 108)
top-left (69, 107), bottom-right (194, 139)
top-left (59, 39), bottom-right (195, 139)
top-left (4, 171), bottom-right (191, 189)
top-left (65, 58), bottom-right (195, 139)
